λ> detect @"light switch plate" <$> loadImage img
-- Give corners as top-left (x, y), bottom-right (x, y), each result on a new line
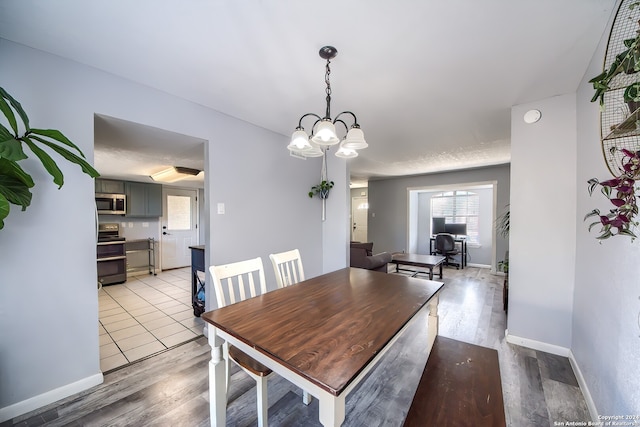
top-left (217, 203), bottom-right (225, 214)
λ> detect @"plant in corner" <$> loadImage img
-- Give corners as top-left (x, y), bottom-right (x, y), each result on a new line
top-left (0, 86), bottom-right (100, 230)
top-left (308, 180), bottom-right (334, 199)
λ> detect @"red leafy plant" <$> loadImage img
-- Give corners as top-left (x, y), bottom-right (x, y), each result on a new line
top-left (585, 147), bottom-right (640, 240)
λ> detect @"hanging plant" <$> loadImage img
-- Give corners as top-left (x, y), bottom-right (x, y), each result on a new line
top-left (308, 180), bottom-right (334, 199)
top-left (585, 147), bottom-right (640, 240)
top-left (0, 86), bottom-right (100, 230)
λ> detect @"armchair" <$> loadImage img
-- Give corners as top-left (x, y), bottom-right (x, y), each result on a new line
top-left (350, 242), bottom-right (392, 272)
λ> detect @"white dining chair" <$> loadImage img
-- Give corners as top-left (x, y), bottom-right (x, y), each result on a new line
top-left (269, 248), bottom-right (305, 288)
top-left (268, 249), bottom-right (312, 405)
top-left (209, 257), bottom-right (271, 427)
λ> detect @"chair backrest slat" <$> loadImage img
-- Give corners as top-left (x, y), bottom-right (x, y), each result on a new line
top-left (209, 257), bottom-right (267, 308)
top-left (269, 249), bottom-right (305, 288)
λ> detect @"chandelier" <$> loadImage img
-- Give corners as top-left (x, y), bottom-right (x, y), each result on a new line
top-left (287, 46), bottom-right (367, 159)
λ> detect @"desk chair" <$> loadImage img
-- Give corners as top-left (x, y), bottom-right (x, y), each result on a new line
top-left (209, 257), bottom-right (271, 427)
top-left (268, 249), bottom-right (312, 405)
top-left (434, 234), bottom-right (461, 269)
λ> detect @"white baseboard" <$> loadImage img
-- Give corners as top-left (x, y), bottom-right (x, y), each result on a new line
top-left (467, 263), bottom-right (491, 268)
top-left (568, 350), bottom-right (599, 422)
top-left (0, 373), bottom-right (103, 423)
top-left (505, 329), bottom-right (570, 356)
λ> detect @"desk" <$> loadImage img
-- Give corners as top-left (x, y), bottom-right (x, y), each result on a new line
top-left (202, 267), bottom-right (443, 427)
top-left (429, 236), bottom-right (467, 268)
top-left (392, 253), bottom-right (446, 280)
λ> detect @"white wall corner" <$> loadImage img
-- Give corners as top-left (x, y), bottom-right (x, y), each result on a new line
top-left (0, 373), bottom-right (103, 423)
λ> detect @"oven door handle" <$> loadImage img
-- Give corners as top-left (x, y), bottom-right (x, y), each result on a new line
top-left (97, 241), bottom-right (126, 246)
top-left (97, 255), bottom-right (127, 262)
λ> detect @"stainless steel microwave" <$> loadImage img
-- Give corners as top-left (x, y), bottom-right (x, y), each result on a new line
top-left (96, 193), bottom-right (126, 215)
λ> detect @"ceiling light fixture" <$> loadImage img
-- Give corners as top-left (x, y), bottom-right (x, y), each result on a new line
top-left (150, 166), bottom-right (201, 183)
top-left (288, 46), bottom-right (368, 159)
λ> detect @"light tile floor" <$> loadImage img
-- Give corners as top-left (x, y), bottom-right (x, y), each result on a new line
top-left (98, 267), bottom-right (205, 372)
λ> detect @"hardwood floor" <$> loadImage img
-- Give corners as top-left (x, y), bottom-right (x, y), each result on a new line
top-left (3, 267), bottom-right (590, 427)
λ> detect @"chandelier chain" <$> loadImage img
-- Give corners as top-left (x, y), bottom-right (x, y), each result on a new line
top-left (324, 59), bottom-right (332, 119)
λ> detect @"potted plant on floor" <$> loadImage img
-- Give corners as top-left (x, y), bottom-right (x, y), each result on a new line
top-left (0, 86), bottom-right (100, 229)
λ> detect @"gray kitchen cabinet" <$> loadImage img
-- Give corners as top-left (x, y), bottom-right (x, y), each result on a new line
top-left (95, 178), bottom-right (125, 194)
top-left (125, 181), bottom-right (163, 217)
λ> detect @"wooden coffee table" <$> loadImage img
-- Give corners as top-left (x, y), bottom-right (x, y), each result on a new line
top-left (392, 253), bottom-right (446, 280)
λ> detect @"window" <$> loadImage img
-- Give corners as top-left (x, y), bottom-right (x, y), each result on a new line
top-left (431, 190), bottom-right (480, 245)
top-left (167, 195), bottom-right (192, 230)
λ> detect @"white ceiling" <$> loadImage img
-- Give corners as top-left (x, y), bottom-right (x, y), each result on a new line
top-left (0, 0), bottom-right (617, 187)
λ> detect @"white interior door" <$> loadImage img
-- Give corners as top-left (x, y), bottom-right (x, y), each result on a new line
top-left (351, 196), bottom-right (368, 242)
top-left (161, 187), bottom-right (198, 270)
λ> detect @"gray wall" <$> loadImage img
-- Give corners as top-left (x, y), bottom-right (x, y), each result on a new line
top-left (0, 39), bottom-right (348, 420)
top-left (367, 164), bottom-right (511, 270)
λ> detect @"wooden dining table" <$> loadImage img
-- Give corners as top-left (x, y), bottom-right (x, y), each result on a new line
top-left (201, 267), bottom-right (444, 427)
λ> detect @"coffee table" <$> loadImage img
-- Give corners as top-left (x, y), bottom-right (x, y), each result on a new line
top-left (392, 253), bottom-right (446, 280)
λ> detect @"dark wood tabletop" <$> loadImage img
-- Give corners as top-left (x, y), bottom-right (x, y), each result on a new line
top-left (202, 267), bottom-right (443, 397)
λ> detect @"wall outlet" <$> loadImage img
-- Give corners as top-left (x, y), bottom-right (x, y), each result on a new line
top-left (128, 222), bottom-right (134, 228)
top-left (142, 222), bottom-right (149, 228)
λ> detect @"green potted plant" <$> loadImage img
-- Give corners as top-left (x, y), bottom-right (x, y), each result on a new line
top-left (0, 86), bottom-right (100, 229)
top-left (308, 180), bottom-right (334, 199)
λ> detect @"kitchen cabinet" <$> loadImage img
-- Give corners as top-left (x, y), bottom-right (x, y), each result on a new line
top-left (95, 178), bottom-right (125, 194)
top-left (125, 181), bottom-right (163, 217)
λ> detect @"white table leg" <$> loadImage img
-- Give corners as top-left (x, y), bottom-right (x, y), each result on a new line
top-left (208, 324), bottom-right (227, 427)
top-left (318, 393), bottom-right (345, 427)
top-left (427, 295), bottom-right (439, 352)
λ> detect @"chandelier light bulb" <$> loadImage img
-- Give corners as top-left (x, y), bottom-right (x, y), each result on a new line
top-left (311, 120), bottom-right (340, 146)
top-left (288, 129), bottom-right (311, 152)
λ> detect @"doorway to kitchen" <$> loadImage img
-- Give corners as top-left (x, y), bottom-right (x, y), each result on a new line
top-left (161, 187), bottom-right (199, 270)
top-left (93, 113), bottom-right (208, 373)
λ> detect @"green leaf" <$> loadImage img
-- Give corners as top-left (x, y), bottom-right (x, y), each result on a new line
top-left (0, 135), bottom-right (27, 161)
top-left (587, 221), bottom-right (602, 232)
top-left (0, 158), bottom-right (34, 187)
top-left (584, 209), bottom-right (600, 221)
top-left (21, 137), bottom-right (64, 188)
top-left (0, 122), bottom-right (13, 142)
top-left (0, 95), bottom-right (18, 135)
top-left (0, 192), bottom-right (8, 230)
top-left (0, 87), bottom-right (29, 131)
top-left (0, 174), bottom-right (32, 210)
top-left (618, 228), bottom-right (637, 237)
top-left (28, 135), bottom-right (100, 178)
top-left (30, 128), bottom-right (86, 158)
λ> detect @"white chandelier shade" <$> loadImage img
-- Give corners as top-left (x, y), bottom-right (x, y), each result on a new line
top-left (335, 140), bottom-right (358, 158)
top-left (287, 129), bottom-right (311, 152)
top-left (341, 126), bottom-right (368, 150)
